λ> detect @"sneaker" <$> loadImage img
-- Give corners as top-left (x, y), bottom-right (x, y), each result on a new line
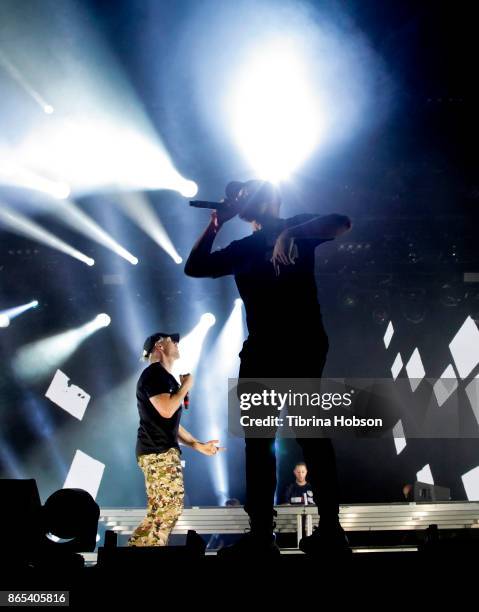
top-left (217, 532), bottom-right (281, 558)
top-left (299, 524), bottom-right (351, 557)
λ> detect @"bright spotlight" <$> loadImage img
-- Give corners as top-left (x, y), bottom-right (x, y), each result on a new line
top-left (173, 313), bottom-right (217, 375)
top-left (234, 298), bottom-right (243, 307)
top-left (0, 204), bottom-right (95, 266)
top-left (13, 313), bottom-right (112, 382)
top-left (0, 315), bottom-right (10, 328)
top-left (180, 180), bottom-right (198, 198)
top-left (95, 314), bottom-right (111, 328)
top-left (229, 40), bottom-right (322, 181)
top-left (52, 182), bottom-right (70, 200)
top-left (117, 192), bottom-right (182, 264)
top-left (43, 104), bottom-right (54, 115)
top-left (201, 313), bottom-right (216, 327)
top-left (0, 300), bottom-right (40, 324)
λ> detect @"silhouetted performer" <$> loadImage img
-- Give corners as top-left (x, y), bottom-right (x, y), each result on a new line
top-left (185, 180), bottom-right (352, 555)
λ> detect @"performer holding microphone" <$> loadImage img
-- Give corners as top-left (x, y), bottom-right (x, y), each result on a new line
top-left (185, 180), bottom-right (352, 556)
top-left (129, 332), bottom-right (224, 547)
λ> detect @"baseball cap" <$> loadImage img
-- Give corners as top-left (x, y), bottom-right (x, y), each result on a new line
top-left (225, 180), bottom-right (279, 205)
top-left (142, 332), bottom-right (180, 359)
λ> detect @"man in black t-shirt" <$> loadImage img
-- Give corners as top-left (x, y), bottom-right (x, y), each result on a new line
top-left (129, 332), bottom-right (224, 547)
top-left (284, 462), bottom-right (314, 505)
top-left (185, 180), bottom-right (352, 556)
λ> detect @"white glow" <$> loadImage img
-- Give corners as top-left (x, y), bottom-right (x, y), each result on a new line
top-left (116, 192), bottom-right (182, 264)
top-left (229, 39), bottom-right (323, 181)
top-left (174, 314), bottom-right (217, 375)
top-left (0, 204), bottom-right (94, 266)
top-left (13, 313), bottom-right (111, 382)
top-left (0, 314), bottom-right (10, 328)
top-left (0, 160), bottom-right (71, 200)
top-left (201, 313), bottom-right (216, 327)
top-left (202, 299), bottom-right (246, 503)
top-left (187, 2), bottom-right (385, 186)
top-left (16, 116), bottom-right (196, 198)
top-left (0, 300), bottom-right (39, 324)
top-left (180, 180), bottom-right (198, 198)
top-left (95, 313), bottom-right (111, 328)
top-left (0, 12), bottom-right (196, 199)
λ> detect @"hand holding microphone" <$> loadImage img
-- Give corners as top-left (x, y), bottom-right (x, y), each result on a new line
top-left (189, 181), bottom-right (244, 229)
top-left (180, 373), bottom-right (194, 410)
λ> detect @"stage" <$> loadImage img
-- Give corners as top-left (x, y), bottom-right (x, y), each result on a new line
top-left (75, 501), bottom-right (479, 565)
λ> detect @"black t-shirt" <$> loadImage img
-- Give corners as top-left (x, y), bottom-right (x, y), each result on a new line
top-left (284, 482), bottom-right (314, 504)
top-left (135, 362), bottom-right (182, 457)
top-left (205, 215), bottom-right (331, 338)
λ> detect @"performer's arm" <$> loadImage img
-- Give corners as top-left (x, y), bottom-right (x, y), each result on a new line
top-left (284, 214), bottom-right (352, 241)
top-left (178, 425), bottom-right (225, 456)
top-left (184, 217), bottom-right (220, 277)
top-left (184, 209), bottom-right (237, 278)
top-left (178, 425), bottom-right (200, 448)
top-left (271, 214), bottom-right (352, 270)
top-left (149, 375), bottom-right (193, 419)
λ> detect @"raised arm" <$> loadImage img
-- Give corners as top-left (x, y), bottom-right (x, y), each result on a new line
top-left (184, 216), bottom-right (221, 277)
top-left (271, 214), bottom-right (352, 272)
top-left (285, 214), bottom-right (352, 241)
top-left (184, 207), bottom-right (238, 278)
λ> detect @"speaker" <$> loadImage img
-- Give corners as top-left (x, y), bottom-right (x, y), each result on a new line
top-left (0, 479), bottom-right (43, 560)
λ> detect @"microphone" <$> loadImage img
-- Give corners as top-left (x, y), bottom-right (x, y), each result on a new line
top-left (189, 200), bottom-right (232, 210)
top-left (189, 181), bottom-right (244, 210)
top-left (183, 392), bottom-right (190, 410)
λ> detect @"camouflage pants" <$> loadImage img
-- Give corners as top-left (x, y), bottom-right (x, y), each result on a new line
top-left (128, 448), bottom-right (184, 547)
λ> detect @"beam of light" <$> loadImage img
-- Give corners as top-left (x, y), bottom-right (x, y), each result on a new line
top-left (116, 192), bottom-right (182, 264)
top-left (202, 299), bottom-right (246, 504)
top-left (0, 159), bottom-right (70, 199)
top-left (0, 51), bottom-right (54, 115)
top-left (173, 313), bottom-right (216, 376)
top-left (0, 0), bottom-right (197, 199)
top-left (0, 299), bottom-right (39, 327)
top-left (181, 1), bottom-right (388, 184)
top-left (13, 313), bottom-right (111, 382)
top-left (0, 204), bottom-right (94, 266)
top-left (229, 40), bottom-right (323, 182)
top-left (0, 436), bottom-right (24, 478)
top-left (17, 119), bottom-right (199, 198)
top-left (22, 392), bottom-right (68, 476)
top-left (51, 199), bottom-right (138, 265)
